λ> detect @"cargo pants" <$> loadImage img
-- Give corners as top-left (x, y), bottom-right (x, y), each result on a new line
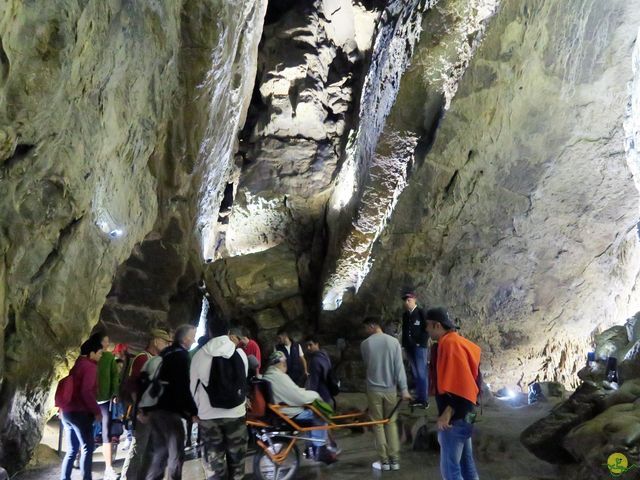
top-left (199, 416), bottom-right (247, 480)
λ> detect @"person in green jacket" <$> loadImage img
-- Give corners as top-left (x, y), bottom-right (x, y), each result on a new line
top-left (91, 331), bottom-right (120, 480)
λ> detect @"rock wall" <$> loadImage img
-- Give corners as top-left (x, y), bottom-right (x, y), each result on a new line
top-left (331, 0), bottom-right (640, 388)
top-left (203, 0), bottom-right (431, 330)
top-left (3, 0), bottom-right (640, 471)
top-left (0, 0), bottom-right (266, 471)
top-left (100, 0), bottom-right (267, 349)
top-left (322, 0), bottom-right (499, 309)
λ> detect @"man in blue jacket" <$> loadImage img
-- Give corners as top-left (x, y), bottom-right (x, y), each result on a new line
top-left (304, 335), bottom-right (333, 403)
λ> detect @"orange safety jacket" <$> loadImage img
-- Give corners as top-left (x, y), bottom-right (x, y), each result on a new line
top-left (436, 331), bottom-right (481, 404)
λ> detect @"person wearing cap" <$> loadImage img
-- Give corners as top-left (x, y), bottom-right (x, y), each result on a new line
top-left (361, 317), bottom-right (412, 472)
top-left (401, 290), bottom-right (430, 409)
top-left (144, 324), bottom-right (198, 480)
top-left (425, 307), bottom-right (481, 480)
top-left (262, 351), bottom-right (338, 464)
top-left (120, 328), bottom-right (172, 480)
top-left (190, 309), bottom-right (249, 480)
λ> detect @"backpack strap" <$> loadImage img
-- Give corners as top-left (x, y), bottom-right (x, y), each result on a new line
top-left (128, 351), bottom-right (152, 376)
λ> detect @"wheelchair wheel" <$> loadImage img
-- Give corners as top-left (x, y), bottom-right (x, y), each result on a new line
top-left (253, 439), bottom-right (300, 480)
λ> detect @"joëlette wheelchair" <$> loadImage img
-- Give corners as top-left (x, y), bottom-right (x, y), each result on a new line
top-left (246, 380), bottom-right (402, 480)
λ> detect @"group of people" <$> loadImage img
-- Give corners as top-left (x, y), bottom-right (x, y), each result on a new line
top-left (57, 290), bottom-right (482, 480)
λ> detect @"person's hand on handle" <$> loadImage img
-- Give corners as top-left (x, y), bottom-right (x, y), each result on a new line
top-left (401, 390), bottom-right (413, 402)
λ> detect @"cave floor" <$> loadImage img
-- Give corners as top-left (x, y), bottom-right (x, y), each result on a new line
top-left (19, 395), bottom-right (561, 480)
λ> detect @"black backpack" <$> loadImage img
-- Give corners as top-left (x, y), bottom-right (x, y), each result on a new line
top-left (326, 367), bottom-right (341, 397)
top-left (202, 351), bottom-right (247, 409)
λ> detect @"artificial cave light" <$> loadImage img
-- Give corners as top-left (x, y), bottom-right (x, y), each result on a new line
top-left (95, 209), bottom-right (125, 239)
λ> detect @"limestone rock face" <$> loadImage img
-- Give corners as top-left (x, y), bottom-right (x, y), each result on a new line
top-left (322, 0), bottom-right (499, 309)
top-left (0, 0), bottom-right (178, 468)
top-left (329, 0), bottom-right (640, 388)
top-left (203, 0), bottom-right (430, 332)
top-left (0, 0), bottom-right (266, 471)
top-left (212, 0), bottom-right (380, 262)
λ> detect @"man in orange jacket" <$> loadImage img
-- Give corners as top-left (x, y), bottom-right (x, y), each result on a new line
top-left (425, 307), bottom-right (480, 480)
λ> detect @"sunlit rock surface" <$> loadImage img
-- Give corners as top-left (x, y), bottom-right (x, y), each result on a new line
top-left (329, 0), bottom-right (640, 387)
top-left (322, 0), bottom-right (499, 310)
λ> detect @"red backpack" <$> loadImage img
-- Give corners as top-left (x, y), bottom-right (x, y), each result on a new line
top-left (54, 375), bottom-right (74, 409)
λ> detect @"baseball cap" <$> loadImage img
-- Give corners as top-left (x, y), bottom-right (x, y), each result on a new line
top-left (424, 307), bottom-right (457, 329)
top-left (113, 343), bottom-right (128, 355)
top-left (267, 351), bottom-right (286, 366)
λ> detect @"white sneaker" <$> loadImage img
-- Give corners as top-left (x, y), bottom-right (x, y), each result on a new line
top-left (372, 461), bottom-right (390, 471)
top-left (390, 461), bottom-right (400, 471)
top-left (104, 468), bottom-right (118, 480)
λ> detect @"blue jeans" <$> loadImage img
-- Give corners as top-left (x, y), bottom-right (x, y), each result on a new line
top-left (408, 347), bottom-right (428, 403)
top-left (437, 419), bottom-right (479, 480)
top-left (61, 412), bottom-right (95, 480)
top-left (293, 409), bottom-right (327, 447)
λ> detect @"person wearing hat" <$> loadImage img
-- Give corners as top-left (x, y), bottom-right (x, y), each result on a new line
top-left (144, 325), bottom-right (198, 480)
top-left (401, 290), bottom-right (430, 409)
top-left (262, 351), bottom-right (338, 464)
top-left (425, 307), bottom-right (481, 480)
top-left (120, 328), bottom-right (172, 480)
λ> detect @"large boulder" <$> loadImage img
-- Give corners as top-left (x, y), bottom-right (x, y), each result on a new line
top-left (520, 383), bottom-right (607, 463)
top-left (563, 403), bottom-right (640, 480)
top-left (594, 326), bottom-right (630, 361)
top-left (523, 334), bottom-right (640, 469)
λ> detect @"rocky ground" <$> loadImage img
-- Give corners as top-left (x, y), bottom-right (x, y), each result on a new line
top-left (17, 394), bottom-right (561, 480)
top-left (521, 317), bottom-right (640, 480)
